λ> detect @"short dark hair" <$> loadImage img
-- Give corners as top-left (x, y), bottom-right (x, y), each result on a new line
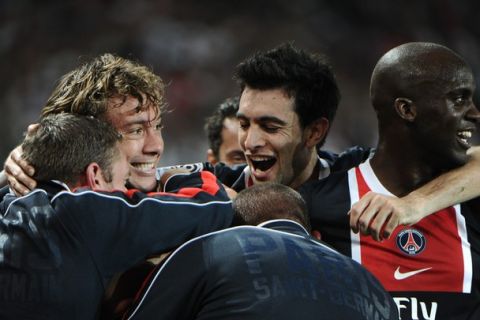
top-left (204, 97), bottom-right (239, 159)
top-left (235, 43), bottom-right (339, 139)
top-left (232, 182), bottom-right (310, 231)
top-left (22, 113), bottom-right (122, 186)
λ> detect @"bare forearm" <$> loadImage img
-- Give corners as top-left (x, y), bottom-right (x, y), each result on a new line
top-left (404, 146), bottom-right (480, 217)
top-left (350, 147), bottom-right (480, 241)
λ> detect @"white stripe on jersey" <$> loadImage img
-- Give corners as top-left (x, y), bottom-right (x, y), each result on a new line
top-left (454, 204), bottom-right (473, 293)
top-left (347, 167), bottom-right (362, 263)
top-left (350, 159), bottom-right (473, 293)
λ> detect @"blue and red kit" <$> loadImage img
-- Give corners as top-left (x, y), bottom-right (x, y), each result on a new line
top-left (301, 160), bottom-right (480, 320)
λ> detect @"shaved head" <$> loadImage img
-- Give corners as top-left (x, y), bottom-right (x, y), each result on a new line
top-left (370, 42), bottom-right (471, 116)
top-left (369, 42), bottom-right (478, 170)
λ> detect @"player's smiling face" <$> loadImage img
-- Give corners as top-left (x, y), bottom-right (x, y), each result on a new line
top-left (106, 94), bottom-right (164, 192)
top-left (237, 87), bottom-right (311, 187)
top-left (411, 63), bottom-right (480, 169)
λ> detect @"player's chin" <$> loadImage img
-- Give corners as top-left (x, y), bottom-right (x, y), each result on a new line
top-left (127, 175), bottom-right (158, 192)
top-left (442, 150), bottom-right (468, 170)
top-left (454, 152), bottom-right (469, 166)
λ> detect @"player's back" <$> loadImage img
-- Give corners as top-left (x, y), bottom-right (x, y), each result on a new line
top-left (127, 221), bottom-right (398, 320)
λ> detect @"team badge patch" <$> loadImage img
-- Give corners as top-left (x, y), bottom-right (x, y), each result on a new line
top-left (156, 163), bottom-right (206, 180)
top-left (396, 229), bottom-right (426, 256)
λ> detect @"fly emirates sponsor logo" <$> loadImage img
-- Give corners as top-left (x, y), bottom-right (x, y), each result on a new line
top-left (393, 297), bottom-right (438, 320)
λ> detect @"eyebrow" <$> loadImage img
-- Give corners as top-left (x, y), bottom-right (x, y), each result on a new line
top-left (124, 113), bottom-right (162, 126)
top-left (447, 88), bottom-right (473, 97)
top-left (237, 113), bottom-right (288, 126)
top-left (226, 150), bottom-right (244, 156)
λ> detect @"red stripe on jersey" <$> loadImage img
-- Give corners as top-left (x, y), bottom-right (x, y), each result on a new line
top-left (354, 167), bottom-right (465, 292)
top-left (145, 191), bottom-right (196, 198)
top-left (145, 171), bottom-right (221, 199)
top-left (125, 188), bottom-right (139, 198)
top-left (199, 171), bottom-right (220, 196)
top-left (160, 171), bottom-right (220, 198)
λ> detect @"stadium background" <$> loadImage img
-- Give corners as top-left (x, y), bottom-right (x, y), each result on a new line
top-left (2, 0), bottom-right (479, 165)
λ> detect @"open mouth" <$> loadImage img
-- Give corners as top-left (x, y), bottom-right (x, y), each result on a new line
top-left (250, 156), bottom-right (277, 172)
top-left (457, 130), bottom-right (473, 148)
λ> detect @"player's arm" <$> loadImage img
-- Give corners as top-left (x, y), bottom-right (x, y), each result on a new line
top-left (156, 161), bottom-right (246, 190)
top-left (159, 170), bottom-right (232, 200)
top-left (69, 171), bottom-right (232, 274)
top-left (157, 165), bottom-right (237, 199)
top-left (350, 146), bottom-right (480, 241)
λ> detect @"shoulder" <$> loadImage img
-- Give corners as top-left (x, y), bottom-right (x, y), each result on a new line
top-left (157, 226), bottom-right (261, 269)
top-left (299, 170), bottom-right (350, 217)
top-left (1, 189), bottom-right (52, 219)
top-left (300, 169), bottom-right (349, 199)
top-left (299, 170), bottom-right (353, 235)
top-left (319, 146), bottom-right (372, 173)
top-left (50, 189), bottom-right (164, 213)
top-left (53, 189), bottom-right (128, 203)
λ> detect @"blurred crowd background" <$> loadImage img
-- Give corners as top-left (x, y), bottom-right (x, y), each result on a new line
top-left (2, 0), bottom-right (480, 166)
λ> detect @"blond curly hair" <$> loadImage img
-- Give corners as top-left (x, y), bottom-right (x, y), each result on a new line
top-left (41, 53), bottom-right (166, 119)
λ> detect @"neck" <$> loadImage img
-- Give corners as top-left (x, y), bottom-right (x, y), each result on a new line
top-left (289, 150), bottom-right (319, 190)
top-left (370, 138), bottom-right (439, 196)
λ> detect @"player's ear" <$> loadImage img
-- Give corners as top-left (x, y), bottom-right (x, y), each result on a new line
top-left (207, 149), bottom-right (218, 165)
top-left (394, 97), bottom-right (416, 122)
top-left (304, 118), bottom-right (329, 148)
top-left (85, 162), bottom-right (107, 189)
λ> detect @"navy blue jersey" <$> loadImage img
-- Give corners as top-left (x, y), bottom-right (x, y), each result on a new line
top-left (0, 171), bottom-right (232, 320)
top-left (125, 220), bottom-right (398, 320)
top-left (300, 160), bottom-right (480, 320)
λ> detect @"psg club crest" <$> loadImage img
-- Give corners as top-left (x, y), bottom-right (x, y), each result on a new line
top-left (396, 229), bottom-right (426, 256)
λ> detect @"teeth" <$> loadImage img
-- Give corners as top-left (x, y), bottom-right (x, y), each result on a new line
top-left (457, 130), bottom-right (472, 146)
top-left (249, 155), bottom-right (276, 173)
top-left (457, 131), bottom-right (472, 139)
top-left (131, 163), bottom-right (155, 171)
top-left (250, 156), bottom-right (273, 161)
